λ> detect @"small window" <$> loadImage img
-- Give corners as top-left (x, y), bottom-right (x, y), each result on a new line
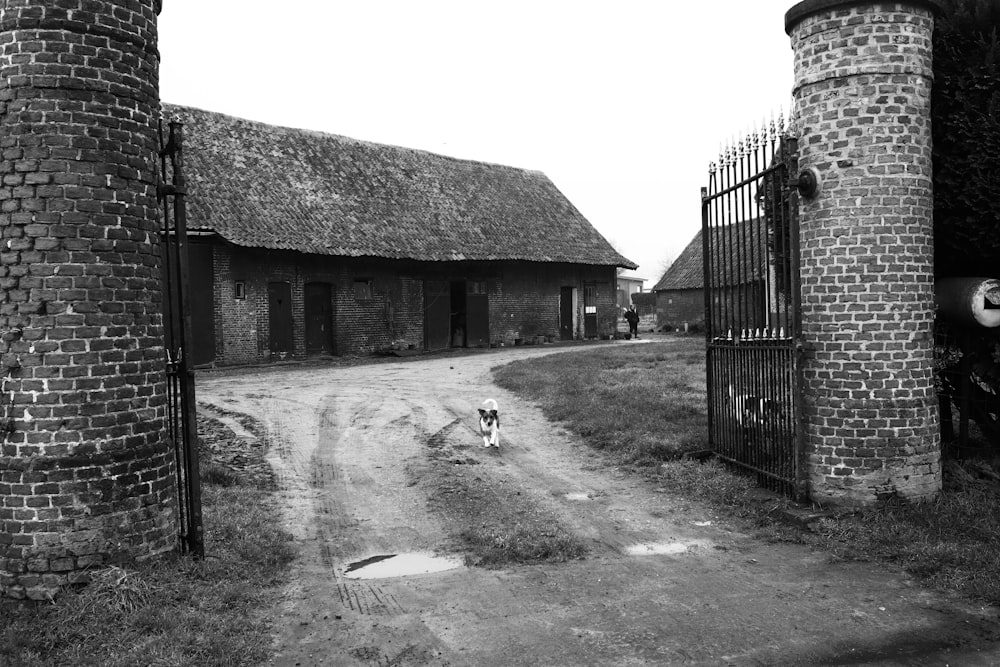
top-left (468, 280), bottom-right (487, 295)
top-left (234, 281), bottom-right (246, 300)
top-left (354, 279), bottom-right (372, 300)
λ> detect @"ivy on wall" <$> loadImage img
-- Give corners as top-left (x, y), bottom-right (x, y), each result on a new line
top-left (932, 0), bottom-right (1000, 278)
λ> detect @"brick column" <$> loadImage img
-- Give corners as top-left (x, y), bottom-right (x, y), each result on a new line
top-left (785, 0), bottom-right (943, 506)
top-left (0, 0), bottom-right (175, 599)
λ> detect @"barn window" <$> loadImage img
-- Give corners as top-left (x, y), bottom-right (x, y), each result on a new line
top-left (234, 281), bottom-right (246, 300)
top-left (354, 279), bottom-right (373, 300)
top-left (468, 280), bottom-right (487, 295)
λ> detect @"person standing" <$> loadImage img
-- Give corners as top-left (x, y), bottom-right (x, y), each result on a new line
top-left (624, 306), bottom-right (640, 339)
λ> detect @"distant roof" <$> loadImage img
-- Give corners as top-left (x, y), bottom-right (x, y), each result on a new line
top-left (162, 104), bottom-right (636, 269)
top-left (653, 219), bottom-right (767, 291)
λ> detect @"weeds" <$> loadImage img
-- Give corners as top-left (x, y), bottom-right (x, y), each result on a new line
top-left (460, 525), bottom-right (587, 568)
top-left (0, 417), bottom-right (296, 667)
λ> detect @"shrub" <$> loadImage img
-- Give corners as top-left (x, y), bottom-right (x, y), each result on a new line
top-left (932, 0), bottom-right (1000, 278)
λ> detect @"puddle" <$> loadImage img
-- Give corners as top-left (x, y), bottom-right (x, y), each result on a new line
top-left (625, 542), bottom-right (691, 556)
top-left (564, 492), bottom-right (590, 501)
top-left (343, 552), bottom-right (464, 579)
top-left (344, 554), bottom-right (396, 573)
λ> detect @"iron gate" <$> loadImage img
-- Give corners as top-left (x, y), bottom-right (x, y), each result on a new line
top-left (702, 118), bottom-right (805, 498)
top-left (158, 116), bottom-right (203, 557)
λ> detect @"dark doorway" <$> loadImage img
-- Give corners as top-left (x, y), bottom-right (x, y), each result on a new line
top-left (268, 281), bottom-right (294, 357)
top-left (466, 280), bottom-right (489, 348)
top-left (189, 243), bottom-right (215, 365)
top-left (450, 280), bottom-right (467, 347)
top-left (584, 283), bottom-right (598, 338)
top-left (424, 280), bottom-right (450, 351)
top-left (560, 286), bottom-right (575, 341)
top-left (304, 282), bottom-right (334, 355)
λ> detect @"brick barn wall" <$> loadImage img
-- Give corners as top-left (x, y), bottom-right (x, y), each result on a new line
top-left (656, 288), bottom-right (704, 330)
top-left (204, 248), bottom-right (621, 363)
top-left (0, 0), bottom-right (176, 600)
top-left (787, 0), bottom-right (941, 505)
top-left (209, 247), bottom-right (431, 362)
top-left (332, 259), bottom-right (425, 356)
top-left (490, 263), bottom-right (617, 344)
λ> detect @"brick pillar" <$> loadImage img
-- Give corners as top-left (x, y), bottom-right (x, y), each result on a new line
top-left (785, 0), bottom-right (943, 506)
top-left (0, 0), bottom-right (175, 600)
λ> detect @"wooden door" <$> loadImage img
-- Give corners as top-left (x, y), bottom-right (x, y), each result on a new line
top-left (584, 284), bottom-right (598, 338)
top-left (304, 282), bottom-right (333, 355)
top-left (466, 280), bottom-right (489, 348)
top-left (268, 281), bottom-right (294, 356)
top-left (424, 280), bottom-right (450, 351)
top-left (188, 243), bottom-right (215, 365)
top-left (560, 286), bottom-right (575, 340)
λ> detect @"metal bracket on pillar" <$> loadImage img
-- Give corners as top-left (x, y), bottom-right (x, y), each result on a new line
top-left (790, 167), bottom-right (821, 199)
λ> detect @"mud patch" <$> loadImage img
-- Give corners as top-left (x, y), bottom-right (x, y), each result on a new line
top-left (626, 542), bottom-right (689, 556)
top-left (625, 539), bottom-right (713, 556)
top-left (196, 408), bottom-right (276, 490)
top-left (425, 418), bottom-right (463, 450)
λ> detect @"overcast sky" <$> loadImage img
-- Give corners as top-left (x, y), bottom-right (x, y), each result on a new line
top-left (158, 1), bottom-right (796, 283)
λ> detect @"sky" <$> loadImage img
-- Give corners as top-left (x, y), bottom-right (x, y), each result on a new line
top-left (158, 1), bottom-right (796, 284)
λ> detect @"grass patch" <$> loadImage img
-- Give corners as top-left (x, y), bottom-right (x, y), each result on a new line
top-left (808, 480), bottom-right (1000, 604)
top-left (426, 468), bottom-right (589, 568)
top-left (493, 338), bottom-right (708, 465)
top-left (0, 416), bottom-right (296, 667)
top-left (495, 337), bottom-right (1000, 606)
top-left (460, 525), bottom-right (587, 568)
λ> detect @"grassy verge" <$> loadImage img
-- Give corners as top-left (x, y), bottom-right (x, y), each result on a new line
top-left (494, 337), bottom-right (1000, 606)
top-left (493, 338), bottom-right (709, 465)
top-left (0, 416), bottom-right (295, 667)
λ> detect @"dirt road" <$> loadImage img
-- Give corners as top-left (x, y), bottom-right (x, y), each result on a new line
top-left (196, 344), bottom-right (999, 666)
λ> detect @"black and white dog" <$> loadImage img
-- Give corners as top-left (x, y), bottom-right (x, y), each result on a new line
top-left (478, 398), bottom-right (500, 448)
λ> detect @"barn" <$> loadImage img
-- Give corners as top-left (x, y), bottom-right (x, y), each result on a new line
top-left (653, 219), bottom-right (770, 333)
top-left (164, 105), bottom-right (636, 365)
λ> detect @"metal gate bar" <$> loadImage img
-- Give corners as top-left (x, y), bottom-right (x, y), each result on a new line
top-left (158, 116), bottom-right (203, 557)
top-left (702, 117), bottom-right (805, 499)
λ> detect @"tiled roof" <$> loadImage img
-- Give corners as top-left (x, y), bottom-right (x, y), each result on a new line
top-left (653, 219), bottom-right (767, 291)
top-left (162, 104), bottom-right (636, 269)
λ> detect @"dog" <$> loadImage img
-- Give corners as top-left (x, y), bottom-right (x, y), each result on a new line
top-left (726, 384), bottom-right (785, 449)
top-left (478, 398), bottom-right (500, 448)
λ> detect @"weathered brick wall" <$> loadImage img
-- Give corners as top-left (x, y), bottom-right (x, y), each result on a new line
top-left (332, 259), bottom-right (424, 356)
top-left (207, 248), bottom-right (621, 363)
top-left (491, 263), bottom-right (617, 344)
top-left (0, 0), bottom-right (175, 599)
top-left (211, 247), bottom-right (430, 362)
top-left (491, 265), bottom-right (559, 344)
top-left (210, 244), bottom-right (261, 363)
top-left (786, 0), bottom-right (942, 505)
top-left (655, 288), bottom-right (704, 330)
